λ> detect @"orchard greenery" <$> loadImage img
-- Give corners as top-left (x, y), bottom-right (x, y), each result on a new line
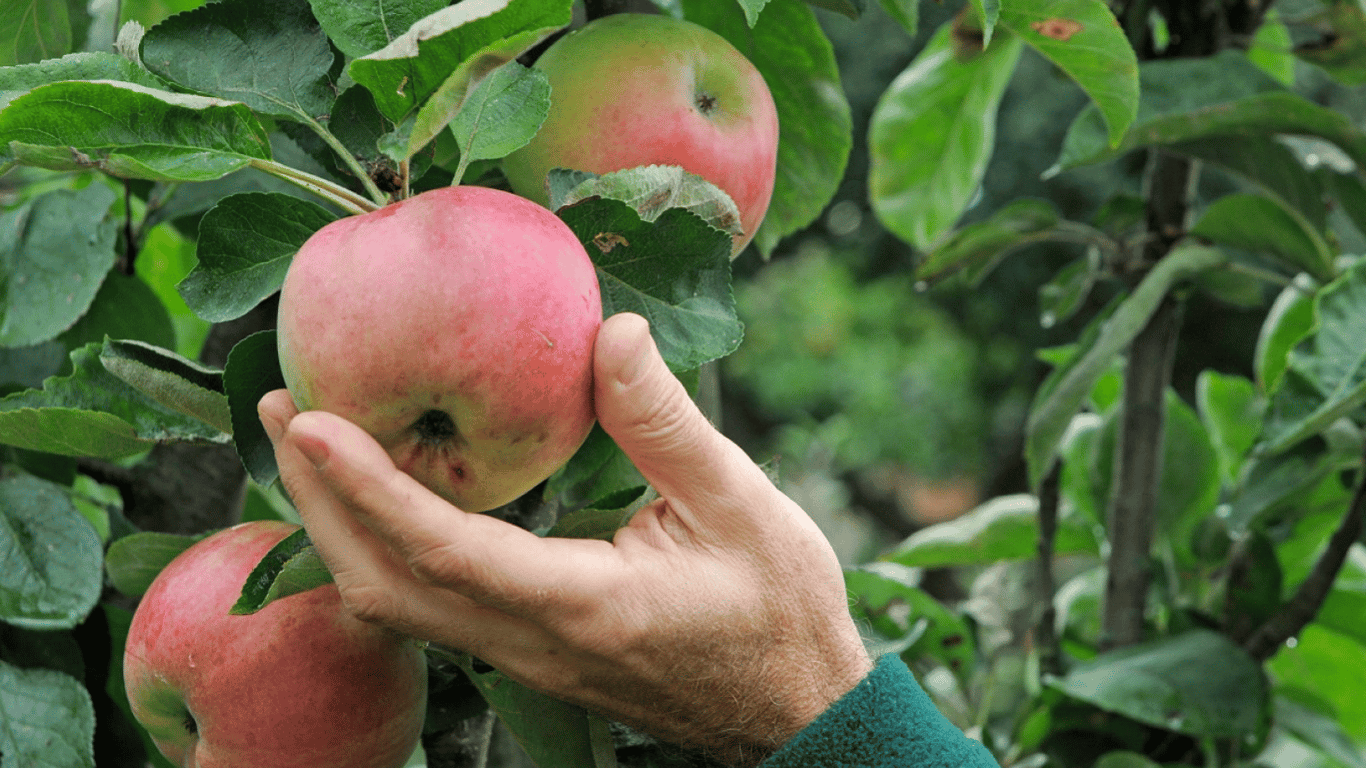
top-left (1, 1), bottom-right (1365, 768)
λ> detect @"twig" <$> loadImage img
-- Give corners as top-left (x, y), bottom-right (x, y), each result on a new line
top-left (1243, 443), bottom-right (1366, 661)
top-left (1035, 461), bottom-right (1063, 676)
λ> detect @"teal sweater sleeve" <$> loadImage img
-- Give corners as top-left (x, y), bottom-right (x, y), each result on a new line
top-left (762, 654), bottom-right (999, 768)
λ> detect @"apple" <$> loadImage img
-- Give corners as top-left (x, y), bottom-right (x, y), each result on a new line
top-left (276, 185), bottom-right (601, 513)
top-left (123, 520), bottom-right (428, 768)
top-left (502, 12), bottom-right (780, 255)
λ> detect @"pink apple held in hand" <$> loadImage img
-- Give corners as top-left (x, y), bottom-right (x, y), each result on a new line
top-left (502, 12), bottom-right (780, 255)
top-left (123, 520), bottom-right (428, 768)
top-left (276, 185), bottom-right (602, 513)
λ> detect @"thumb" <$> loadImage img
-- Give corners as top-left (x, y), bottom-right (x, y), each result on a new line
top-left (594, 312), bottom-right (770, 512)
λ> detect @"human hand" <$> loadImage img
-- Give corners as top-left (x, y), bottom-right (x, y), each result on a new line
top-left (257, 312), bottom-right (872, 766)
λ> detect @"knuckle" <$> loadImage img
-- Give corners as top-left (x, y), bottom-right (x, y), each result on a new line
top-left (406, 540), bottom-right (471, 587)
top-left (336, 581), bottom-right (394, 625)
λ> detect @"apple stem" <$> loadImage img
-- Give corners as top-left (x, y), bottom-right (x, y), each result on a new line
top-left (249, 159), bottom-right (379, 216)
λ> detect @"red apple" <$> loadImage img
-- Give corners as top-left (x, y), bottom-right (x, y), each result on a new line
top-left (123, 520), bottom-right (428, 768)
top-left (276, 185), bottom-right (601, 513)
top-left (502, 13), bottom-right (779, 255)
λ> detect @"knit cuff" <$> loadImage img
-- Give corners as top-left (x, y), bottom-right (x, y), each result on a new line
top-left (762, 654), bottom-right (999, 768)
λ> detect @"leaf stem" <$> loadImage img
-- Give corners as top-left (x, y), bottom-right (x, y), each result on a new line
top-left (302, 115), bottom-right (390, 206)
top-left (248, 158), bottom-right (377, 216)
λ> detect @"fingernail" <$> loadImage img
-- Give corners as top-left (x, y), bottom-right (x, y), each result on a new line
top-left (613, 314), bottom-right (655, 386)
top-left (294, 433), bottom-right (330, 471)
top-left (259, 405), bottom-right (284, 445)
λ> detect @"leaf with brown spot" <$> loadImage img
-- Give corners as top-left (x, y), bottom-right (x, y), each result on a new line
top-left (592, 232), bottom-right (629, 253)
top-left (1031, 18), bottom-right (1083, 41)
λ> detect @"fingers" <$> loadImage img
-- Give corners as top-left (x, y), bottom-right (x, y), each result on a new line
top-left (259, 391), bottom-right (615, 623)
top-left (594, 313), bottom-right (779, 531)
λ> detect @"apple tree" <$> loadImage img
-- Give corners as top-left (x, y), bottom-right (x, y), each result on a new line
top-left (2, 0), bottom-right (1366, 767)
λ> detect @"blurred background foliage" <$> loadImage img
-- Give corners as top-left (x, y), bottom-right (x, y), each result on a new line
top-left (721, 0), bottom-right (1364, 568)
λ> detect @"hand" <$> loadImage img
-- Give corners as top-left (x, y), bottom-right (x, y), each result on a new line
top-left (258, 312), bottom-right (872, 766)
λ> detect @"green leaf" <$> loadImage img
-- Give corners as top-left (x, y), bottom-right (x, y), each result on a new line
top-left (456, 655), bottom-right (608, 768)
top-left (1226, 433), bottom-right (1336, 533)
top-left (1051, 48), bottom-right (1277, 168)
top-left (0, 80), bottom-right (273, 180)
top-left (231, 527), bottom-right (334, 614)
top-left (0, 1), bottom-right (72, 65)
top-left (544, 425), bottom-right (647, 521)
top-left (100, 339), bottom-right (232, 434)
top-left (971, 0), bottom-right (1000, 45)
top-left (544, 494), bottom-right (646, 541)
top-left (1094, 753), bottom-right (1162, 768)
top-left (58, 272), bottom-right (177, 354)
top-left (0, 660), bottom-right (95, 768)
top-left (997, 0), bottom-right (1138, 147)
top-left (869, 23), bottom-right (1023, 250)
top-left (140, 0), bottom-right (338, 122)
top-left (349, 0), bottom-right (571, 124)
top-left (1248, 12), bottom-right (1295, 86)
top-left (449, 62), bottom-right (548, 176)
top-left (845, 562), bottom-right (976, 681)
top-left (1189, 193), bottom-right (1334, 283)
top-left (1048, 629), bottom-right (1268, 739)
top-left (0, 343), bottom-right (229, 459)
top-left (1263, 261), bottom-right (1366, 453)
top-left (556, 198), bottom-right (741, 372)
top-left (1167, 135), bottom-right (1328, 233)
top-left (1039, 254), bottom-right (1100, 328)
top-left (683, 0), bottom-right (852, 256)
top-left (0, 475), bottom-right (103, 630)
top-left (1295, 0), bottom-right (1366, 85)
top-left (0, 184), bottom-right (118, 347)
top-left (805, 0), bottom-right (863, 21)
top-left (308, 0), bottom-right (449, 58)
top-left (403, 15), bottom-right (564, 163)
top-left (104, 531), bottom-right (204, 598)
top-left (223, 330), bottom-right (287, 486)
top-left (1274, 694), bottom-right (1366, 768)
top-left (875, 0), bottom-right (916, 34)
top-left (178, 192), bottom-right (337, 323)
top-left (1057, 87), bottom-right (1366, 174)
top-left (0, 50), bottom-right (169, 112)
top-left (1270, 624), bottom-right (1366, 739)
top-left (551, 166), bottom-right (745, 241)
top-left (737, 0), bottom-right (774, 26)
top-left (885, 493), bottom-right (1098, 568)
top-left (1255, 277), bottom-right (1317, 392)
top-left (917, 198), bottom-right (1062, 282)
top-left (1025, 244), bottom-right (1227, 488)
top-left (1195, 370), bottom-right (1261, 484)
top-left (0, 343), bottom-right (64, 392)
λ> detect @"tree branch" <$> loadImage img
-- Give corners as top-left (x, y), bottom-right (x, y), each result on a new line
top-left (1243, 445), bottom-right (1366, 661)
top-left (1035, 461), bottom-right (1063, 676)
top-left (1101, 151), bottom-right (1194, 650)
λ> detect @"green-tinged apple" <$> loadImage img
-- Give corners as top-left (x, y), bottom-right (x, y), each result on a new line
top-left (503, 13), bottom-right (779, 255)
top-left (276, 185), bottom-right (601, 513)
top-left (123, 520), bottom-right (428, 768)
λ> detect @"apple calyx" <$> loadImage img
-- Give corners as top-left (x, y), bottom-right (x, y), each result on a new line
top-left (412, 409), bottom-right (459, 447)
